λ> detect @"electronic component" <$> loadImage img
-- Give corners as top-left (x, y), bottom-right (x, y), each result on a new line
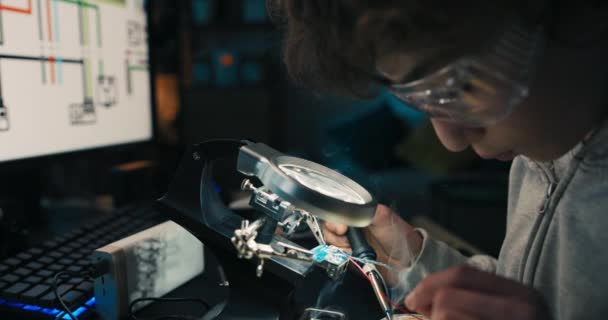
top-left (0, 206), bottom-right (165, 319)
top-left (310, 245), bottom-right (349, 280)
top-left (93, 221), bottom-right (205, 320)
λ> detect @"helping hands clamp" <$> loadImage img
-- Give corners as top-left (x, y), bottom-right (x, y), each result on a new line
top-left (241, 179), bottom-right (326, 245)
top-left (231, 217), bottom-right (315, 277)
top-left (232, 179), bottom-right (392, 319)
top-left (232, 179), bottom-right (349, 279)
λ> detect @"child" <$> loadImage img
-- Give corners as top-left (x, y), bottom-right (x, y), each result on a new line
top-left (272, 1), bottom-right (608, 319)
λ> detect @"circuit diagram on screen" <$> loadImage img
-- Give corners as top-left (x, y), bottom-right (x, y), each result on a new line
top-left (0, 0), bottom-right (149, 130)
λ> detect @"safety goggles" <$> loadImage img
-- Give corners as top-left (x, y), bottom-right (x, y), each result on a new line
top-left (388, 23), bottom-right (545, 127)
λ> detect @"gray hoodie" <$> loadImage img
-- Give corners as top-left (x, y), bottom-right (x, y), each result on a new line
top-left (398, 124), bottom-right (608, 320)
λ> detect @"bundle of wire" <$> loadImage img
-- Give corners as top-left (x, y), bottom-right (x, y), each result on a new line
top-left (344, 256), bottom-right (424, 320)
top-left (52, 270), bottom-right (97, 320)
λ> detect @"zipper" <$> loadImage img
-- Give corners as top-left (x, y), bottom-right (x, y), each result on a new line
top-left (538, 181), bottom-right (557, 214)
top-left (536, 160), bottom-right (558, 214)
top-left (518, 137), bottom-right (594, 284)
top-left (518, 161), bottom-right (557, 282)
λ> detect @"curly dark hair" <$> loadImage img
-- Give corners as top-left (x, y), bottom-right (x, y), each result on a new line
top-left (271, 0), bottom-right (608, 98)
top-left (269, 0), bottom-right (523, 97)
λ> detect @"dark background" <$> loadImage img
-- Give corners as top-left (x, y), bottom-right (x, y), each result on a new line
top-left (0, 0), bottom-right (511, 298)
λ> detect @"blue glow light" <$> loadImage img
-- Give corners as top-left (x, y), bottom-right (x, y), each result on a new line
top-left (23, 304), bottom-right (42, 311)
top-left (85, 297), bottom-right (96, 307)
top-left (41, 308), bottom-right (61, 315)
top-left (1, 298), bottom-right (94, 318)
top-left (73, 306), bottom-right (87, 317)
top-left (59, 306), bottom-right (88, 319)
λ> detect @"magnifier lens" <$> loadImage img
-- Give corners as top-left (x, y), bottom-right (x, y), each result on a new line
top-left (278, 164), bottom-right (366, 205)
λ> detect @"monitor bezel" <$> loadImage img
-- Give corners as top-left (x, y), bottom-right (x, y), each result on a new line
top-left (0, 1), bottom-right (158, 172)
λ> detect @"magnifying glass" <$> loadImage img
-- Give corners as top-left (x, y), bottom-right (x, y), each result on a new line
top-left (237, 142), bottom-right (377, 227)
top-left (237, 142), bottom-right (396, 318)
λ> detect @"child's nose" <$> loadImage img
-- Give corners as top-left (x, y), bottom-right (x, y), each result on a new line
top-left (431, 119), bottom-right (485, 152)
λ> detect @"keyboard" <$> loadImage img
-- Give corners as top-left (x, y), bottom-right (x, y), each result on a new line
top-left (0, 205), bottom-right (166, 320)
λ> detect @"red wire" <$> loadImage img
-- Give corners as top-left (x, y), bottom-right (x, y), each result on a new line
top-left (347, 258), bottom-right (424, 320)
top-left (0, 0), bottom-right (32, 14)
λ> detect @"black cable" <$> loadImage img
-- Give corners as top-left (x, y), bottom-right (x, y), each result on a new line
top-left (52, 270), bottom-right (94, 320)
top-left (53, 263), bottom-right (211, 320)
top-left (129, 297), bottom-right (211, 320)
top-left (51, 258), bottom-right (109, 320)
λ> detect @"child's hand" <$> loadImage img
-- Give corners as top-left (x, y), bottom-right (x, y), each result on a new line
top-left (405, 265), bottom-right (549, 320)
top-left (323, 204), bottom-right (424, 284)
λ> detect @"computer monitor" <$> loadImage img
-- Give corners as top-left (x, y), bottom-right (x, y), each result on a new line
top-left (0, 0), bottom-right (153, 163)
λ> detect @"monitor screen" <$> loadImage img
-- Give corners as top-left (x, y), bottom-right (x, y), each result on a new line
top-left (0, 0), bottom-right (152, 163)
